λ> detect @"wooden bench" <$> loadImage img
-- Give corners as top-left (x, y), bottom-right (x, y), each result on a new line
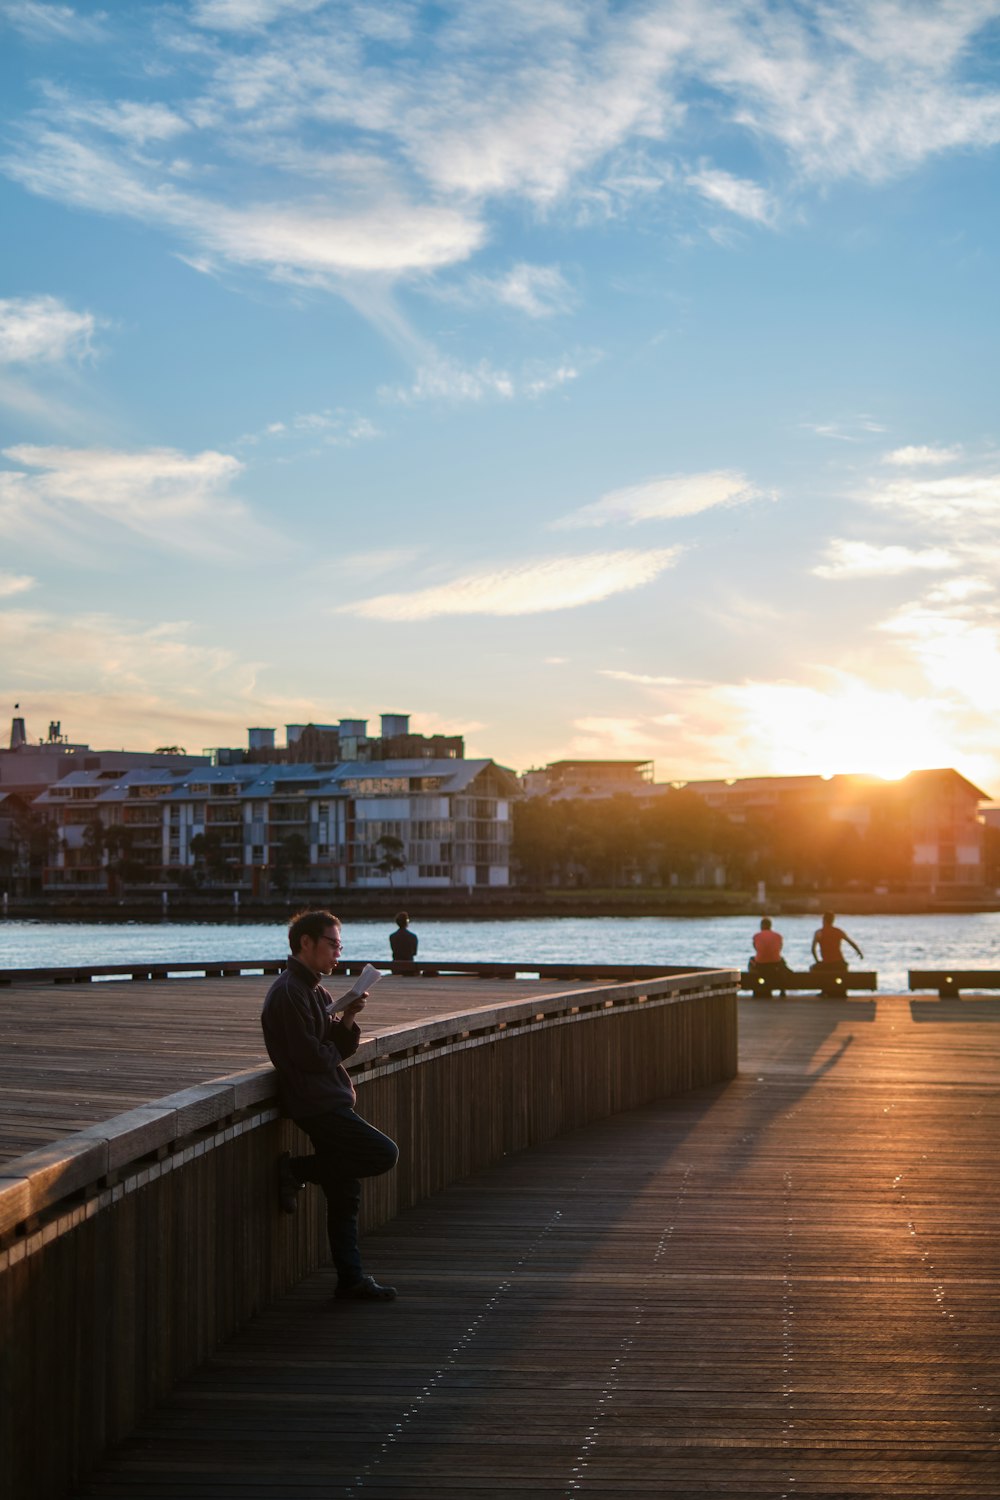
top-left (908, 970), bottom-right (1000, 998)
top-left (741, 969), bottom-right (878, 998)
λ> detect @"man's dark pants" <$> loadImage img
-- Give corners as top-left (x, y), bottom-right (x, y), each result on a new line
top-left (289, 1108), bottom-right (399, 1286)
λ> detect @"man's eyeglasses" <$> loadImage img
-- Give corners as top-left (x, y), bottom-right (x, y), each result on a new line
top-left (321, 936), bottom-right (343, 952)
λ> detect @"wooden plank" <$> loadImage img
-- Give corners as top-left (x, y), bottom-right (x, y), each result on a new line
top-left (0, 974), bottom-right (597, 1165)
top-left (73, 996), bottom-right (1000, 1499)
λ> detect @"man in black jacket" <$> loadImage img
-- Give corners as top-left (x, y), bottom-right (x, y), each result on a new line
top-left (261, 909), bottom-right (399, 1301)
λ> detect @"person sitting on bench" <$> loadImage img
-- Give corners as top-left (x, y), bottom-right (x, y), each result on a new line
top-left (810, 912), bottom-right (863, 973)
top-left (748, 917), bottom-right (792, 996)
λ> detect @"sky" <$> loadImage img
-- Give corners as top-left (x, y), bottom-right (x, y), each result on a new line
top-left (1, 0), bottom-right (999, 793)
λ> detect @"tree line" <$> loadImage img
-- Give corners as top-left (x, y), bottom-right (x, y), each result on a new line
top-left (510, 788), bottom-right (955, 892)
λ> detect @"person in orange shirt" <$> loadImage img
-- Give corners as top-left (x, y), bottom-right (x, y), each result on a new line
top-left (749, 917), bottom-right (791, 997)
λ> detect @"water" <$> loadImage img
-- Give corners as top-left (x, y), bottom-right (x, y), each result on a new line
top-left (2, 912), bottom-right (998, 993)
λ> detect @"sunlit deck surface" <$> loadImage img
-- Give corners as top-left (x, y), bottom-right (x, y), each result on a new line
top-left (0, 971), bottom-right (591, 1164)
top-left (71, 992), bottom-right (999, 1499)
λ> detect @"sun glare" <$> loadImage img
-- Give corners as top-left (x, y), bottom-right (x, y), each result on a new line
top-left (729, 680), bottom-right (963, 782)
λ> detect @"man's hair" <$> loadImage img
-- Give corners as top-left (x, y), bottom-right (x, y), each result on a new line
top-left (760, 917), bottom-right (772, 929)
top-left (394, 911), bottom-right (409, 927)
top-left (288, 908), bottom-right (340, 953)
top-left (822, 911), bottom-right (835, 925)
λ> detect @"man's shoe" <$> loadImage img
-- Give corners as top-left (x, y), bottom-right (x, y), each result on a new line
top-left (277, 1151), bottom-right (301, 1214)
top-left (334, 1274), bottom-right (397, 1302)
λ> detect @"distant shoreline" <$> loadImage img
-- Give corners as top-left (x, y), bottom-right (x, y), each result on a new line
top-left (3, 891), bottom-right (998, 923)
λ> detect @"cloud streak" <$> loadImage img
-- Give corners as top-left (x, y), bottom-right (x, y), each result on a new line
top-left (337, 547), bottom-right (681, 620)
top-left (553, 469), bottom-right (763, 529)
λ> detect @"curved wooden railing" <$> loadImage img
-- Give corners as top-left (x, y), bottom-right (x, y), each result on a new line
top-left (0, 963), bottom-right (738, 1500)
top-left (0, 957), bottom-right (691, 985)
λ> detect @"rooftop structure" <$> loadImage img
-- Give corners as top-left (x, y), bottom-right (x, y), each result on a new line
top-left (522, 759), bottom-right (654, 799)
top-left (206, 713), bottom-right (464, 768)
top-left (0, 713), bottom-right (209, 799)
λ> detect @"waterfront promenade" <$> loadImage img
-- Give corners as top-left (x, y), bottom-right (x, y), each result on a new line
top-left (68, 991), bottom-right (1000, 1497)
top-left (2, 971), bottom-right (997, 1497)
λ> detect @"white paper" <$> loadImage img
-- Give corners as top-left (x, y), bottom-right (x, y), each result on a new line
top-left (347, 963), bottom-right (382, 998)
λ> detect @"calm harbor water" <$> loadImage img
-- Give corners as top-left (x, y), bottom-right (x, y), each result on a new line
top-left (2, 912), bottom-right (999, 994)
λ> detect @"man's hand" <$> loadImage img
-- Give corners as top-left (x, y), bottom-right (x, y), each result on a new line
top-left (340, 993), bottom-right (368, 1025)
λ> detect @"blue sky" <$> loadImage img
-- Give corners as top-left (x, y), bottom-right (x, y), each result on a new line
top-left (1, 0), bottom-right (999, 791)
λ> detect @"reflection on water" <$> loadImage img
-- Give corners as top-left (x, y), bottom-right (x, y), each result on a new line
top-left (2, 911), bottom-right (999, 994)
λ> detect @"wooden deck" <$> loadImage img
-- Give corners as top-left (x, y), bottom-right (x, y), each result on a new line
top-left (73, 995), bottom-right (1000, 1498)
top-left (0, 972), bottom-right (588, 1164)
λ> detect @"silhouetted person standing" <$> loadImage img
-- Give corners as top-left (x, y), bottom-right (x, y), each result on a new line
top-left (390, 911), bottom-right (418, 963)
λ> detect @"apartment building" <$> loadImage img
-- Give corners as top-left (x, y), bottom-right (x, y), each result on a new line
top-left (33, 757), bottom-right (519, 895)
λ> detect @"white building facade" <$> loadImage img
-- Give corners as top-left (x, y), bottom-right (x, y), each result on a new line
top-left (34, 758), bottom-right (519, 894)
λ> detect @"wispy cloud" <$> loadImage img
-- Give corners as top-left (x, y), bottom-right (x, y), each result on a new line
top-left (38, 89), bottom-right (192, 147)
top-left (248, 408), bottom-right (380, 446)
top-left (587, 669), bottom-right (996, 785)
top-left (380, 353), bottom-right (580, 405)
top-left (5, 2), bottom-right (1000, 331)
top-left (800, 415), bottom-right (886, 441)
top-left (0, 604), bottom-right (270, 748)
top-left (0, 444), bottom-right (282, 559)
top-left (0, 571), bottom-right (36, 598)
top-left (337, 546), bottom-right (681, 620)
top-left (812, 539), bottom-right (956, 580)
top-left (437, 262), bottom-right (576, 318)
top-left (552, 469), bottom-right (763, 529)
top-left (880, 602), bottom-right (1000, 717)
top-left (190, 0), bottom-right (329, 32)
top-left (565, 714), bottom-right (662, 760)
top-left (867, 469), bottom-right (1000, 529)
top-left (691, 0), bottom-right (1000, 183)
top-left (686, 165), bottom-right (776, 224)
top-left (883, 444), bottom-right (962, 467)
top-left (381, 357), bottom-right (514, 405)
top-left (0, 294), bottom-right (101, 364)
top-left (599, 668), bottom-right (691, 687)
top-left (1, 3), bottom-right (107, 44)
top-left (4, 131), bottom-right (485, 281)
top-left (0, 606), bottom-right (244, 694)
